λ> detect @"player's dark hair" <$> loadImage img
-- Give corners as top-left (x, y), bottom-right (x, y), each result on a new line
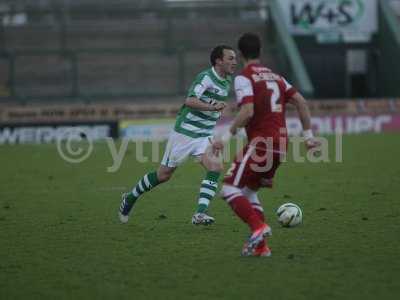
top-left (238, 33), bottom-right (261, 59)
top-left (210, 45), bottom-right (234, 66)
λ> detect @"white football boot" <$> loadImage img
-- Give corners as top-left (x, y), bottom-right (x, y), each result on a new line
top-left (191, 213), bottom-right (215, 225)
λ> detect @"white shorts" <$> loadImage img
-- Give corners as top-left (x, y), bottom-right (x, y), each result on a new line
top-left (161, 131), bottom-right (212, 168)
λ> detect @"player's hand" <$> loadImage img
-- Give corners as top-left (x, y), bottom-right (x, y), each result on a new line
top-left (212, 101), bottom-right (227, 111)
top-left (305, 138), bottom-right (321, 150)
top-left (211, 139), bottom-right (224, 156)
top-left (305, 138), bottom-right (321, 157)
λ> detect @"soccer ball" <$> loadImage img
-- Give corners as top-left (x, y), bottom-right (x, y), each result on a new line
top-left (276, 203), bottom-right (303, 227)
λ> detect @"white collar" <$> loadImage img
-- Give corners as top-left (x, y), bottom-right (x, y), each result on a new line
top-left (212, 67), bottom-right (225, 81)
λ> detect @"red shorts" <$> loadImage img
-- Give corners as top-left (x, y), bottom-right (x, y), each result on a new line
top-left (223, 144), bottom-right (283, 190)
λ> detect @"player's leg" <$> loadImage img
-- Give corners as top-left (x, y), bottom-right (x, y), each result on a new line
top-left (119, 132), bottom-right (188, 223)
top-left (221, 185), bottom-right (264, 231)
top-left (119, 165), bottom-right (176, 223)
top-left (221, 145), bottom-right (271, 255)
top-left (241, 186), bottom-right (271, 257)
top-left (239, 150), bottom-right (282, 255)
top-left (221, 184), bottom-right (271, 255)
top-left (192, 139), bottom-right (223, 225)
top-left (242, 186), bottom-right (263, 218)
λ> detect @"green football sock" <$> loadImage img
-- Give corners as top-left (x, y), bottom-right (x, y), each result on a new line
top-left (126, 171), bottom-right (160, 204)
top-left (196, 171), bottom-right (220, 213)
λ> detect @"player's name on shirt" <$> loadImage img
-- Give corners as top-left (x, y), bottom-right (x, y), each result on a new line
top-left (251, 72), bottom-right (281, 83)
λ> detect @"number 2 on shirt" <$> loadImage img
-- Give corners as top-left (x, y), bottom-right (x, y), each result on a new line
top-left (266, 81), bottom-right (282, 112)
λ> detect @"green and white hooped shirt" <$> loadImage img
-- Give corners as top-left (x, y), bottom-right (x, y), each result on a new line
top-left (174, 67), bottom-right (232, 138)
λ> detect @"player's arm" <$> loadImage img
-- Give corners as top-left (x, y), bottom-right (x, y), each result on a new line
top-left (230, 75), bottom-right (255, 135)
top-left (185, 97), bottom-right (225, 112)
top-left (288, 92), bottom-right (311, 131)
top-left (217, 75), bottom-right (254, 143)
top-left (211, 103), bottom-right (252, 154)
top-left (216, 102), bottom-right (253, 144)
top-left (288, 92), bottom-right (319, 149)
top-left (185, 74), bottom-right (226, 112)
top-left (229, 102), bottom-right (254, 135)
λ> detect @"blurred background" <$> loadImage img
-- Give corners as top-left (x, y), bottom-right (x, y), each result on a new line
top-left (0, 0), bottom-right (399, 143)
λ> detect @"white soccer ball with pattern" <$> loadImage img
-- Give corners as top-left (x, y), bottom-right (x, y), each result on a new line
top-left (276, 203), bottom-right (303, 227)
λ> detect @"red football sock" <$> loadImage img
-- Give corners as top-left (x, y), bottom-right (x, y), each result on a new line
top-left (253, 208), bottom-right (265, 222)
top-left (229, 195), bottom-right (264, 231)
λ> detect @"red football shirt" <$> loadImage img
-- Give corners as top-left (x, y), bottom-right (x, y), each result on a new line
top-left (234, 63), bottom-right (297, 151)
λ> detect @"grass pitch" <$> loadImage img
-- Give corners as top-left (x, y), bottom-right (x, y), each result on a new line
top-left (1, 133), bottom-right (400, 299)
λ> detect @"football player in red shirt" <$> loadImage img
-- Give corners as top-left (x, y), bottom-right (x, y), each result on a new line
top-left (219, 33), bottom-right (319, 257)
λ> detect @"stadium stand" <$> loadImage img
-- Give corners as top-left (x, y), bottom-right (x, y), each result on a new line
top-left (0, 0), bottom-right (399, 103)
top-left (0, 0), bottom-right (280, 103)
